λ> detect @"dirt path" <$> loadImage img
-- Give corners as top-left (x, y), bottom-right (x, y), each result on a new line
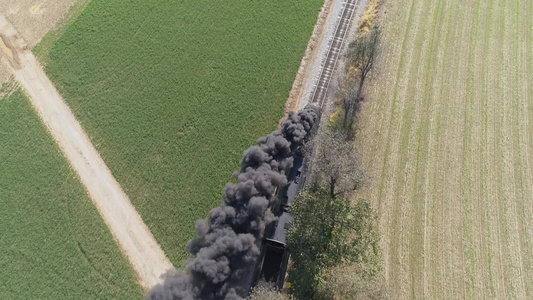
top-left (0, 14), bottom-right (173, 289)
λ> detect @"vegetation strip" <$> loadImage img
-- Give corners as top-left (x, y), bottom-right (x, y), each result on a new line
top-left (280, 1), bottom-right (387, 297)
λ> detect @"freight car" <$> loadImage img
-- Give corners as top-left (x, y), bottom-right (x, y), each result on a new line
top-left (249, 154), bottom-right (308, 291)
top-left (244, 103), bottom-right (321, 296)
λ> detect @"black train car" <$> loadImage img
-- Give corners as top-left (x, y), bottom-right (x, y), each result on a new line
top-left (248, 154), bottom-right (309, 293)
top-left (244, 103), bottom-right (321, 296)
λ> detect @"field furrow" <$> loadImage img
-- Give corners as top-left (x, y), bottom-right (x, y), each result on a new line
top-left (427, 2), bottom-right (459, 296)
top-left (410, 0), bottom-right (447, 296)
top-left (357, 0), bottom-right (533, 298)
top-left (368, 0), bottom-right (419, 290)
top-left (379, 0), bottom-right (430, 294)
top-left (462, 0), bottom-right (485, 297)
top-left (518, 1), bottom-right (533, 298)
top-left (406, 0), bottom-right (446, 297)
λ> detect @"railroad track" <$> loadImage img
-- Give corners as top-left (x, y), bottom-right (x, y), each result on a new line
top-left (310, 0), bottom-right (359, 109)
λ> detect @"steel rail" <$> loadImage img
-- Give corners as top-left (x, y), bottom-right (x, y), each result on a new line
top-left (310, 0), bottom-right (359, 109)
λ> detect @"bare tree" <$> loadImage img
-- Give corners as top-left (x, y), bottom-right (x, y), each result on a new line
top-left (346, 26), bottom-right (380, 105)
top-left (336, 78), bottom-right (359, 129)
top-left (311, 128), bottom-right (364, 198)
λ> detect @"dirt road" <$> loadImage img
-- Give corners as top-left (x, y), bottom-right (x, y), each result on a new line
top-left (0, 14), bottom-right (173, 289)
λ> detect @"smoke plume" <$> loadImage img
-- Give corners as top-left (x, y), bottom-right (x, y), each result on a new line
top-left (147, 105), bottom-right (320, 300)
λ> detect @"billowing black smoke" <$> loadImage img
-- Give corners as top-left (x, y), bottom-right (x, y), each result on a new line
top-left (147, 105), bottom-right (320, 300)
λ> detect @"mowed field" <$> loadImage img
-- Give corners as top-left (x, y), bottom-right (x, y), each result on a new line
top-left (37, 0), bottom-right (323, 264)
top-left (0, 90), bottom-right (142, 299)
top-left (356, 0), bottom-right (533, 299)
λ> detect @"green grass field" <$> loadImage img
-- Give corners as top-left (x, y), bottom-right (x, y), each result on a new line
top-left (0, 90), bottom-right (142, 299)
top-left (36, 0), bottom-right (323, 264)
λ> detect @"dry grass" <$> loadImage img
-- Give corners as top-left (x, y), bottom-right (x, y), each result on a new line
top-left (356, 0), bottom-right (384, 35)
top-left (355, 0), bottom-right (533, 298)
top-left (320, 263), bottom-right (389, 300)
top-left (248, 281), bottom-right (292, 300)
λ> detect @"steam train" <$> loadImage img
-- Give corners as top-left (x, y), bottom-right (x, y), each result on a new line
top-left (243, 103), bottom-right (321, 296)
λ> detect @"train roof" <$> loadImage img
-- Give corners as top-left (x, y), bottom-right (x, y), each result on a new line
top-left (265, 212), bottom-right (293, 245)
top-left (284, 155), bottom-right (307, 206)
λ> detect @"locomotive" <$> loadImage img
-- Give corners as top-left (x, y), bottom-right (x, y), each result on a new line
top-left (244, 103), bottom-right (321, 296)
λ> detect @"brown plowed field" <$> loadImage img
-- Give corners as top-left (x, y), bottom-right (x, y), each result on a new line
top-left (356, 0), bottom-right (533, 298)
